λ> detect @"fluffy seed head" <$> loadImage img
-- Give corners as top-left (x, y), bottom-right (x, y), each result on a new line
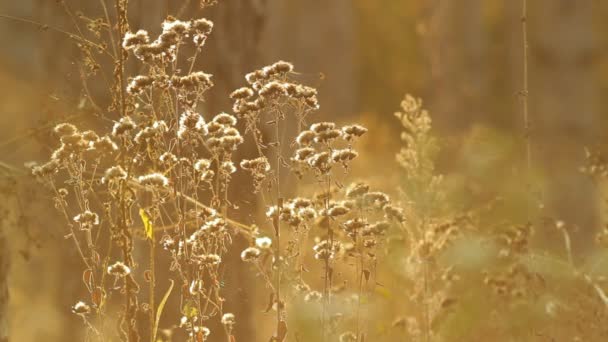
top-left (122, 30), bottom-right (150, 50)
top-left (221, 313), bottom-right (236, 326)
top-left (107, 261), bottom-right (131, 277)
top-left (342, 124), bottom-right (368, 140)
top-left (200, 218), bottom-right (226, 233)
top-left (364, 191), bottom-right (390, 208)
top-left (213, 112), bottom-right (237, 126)
top-left (310, 122), bottom-right (336, 134)
top-left (194, 159), bottom-right (212, 171)
top-left (93, 136), bottom-right (118, 153)
top-left (259, 81), bottom-right (288, 100)
top-left (72, 301), bottom-right (91, 315)
top-left (339, 332), bottom-right (357, 342)
top-left (178, 111), bottom-right (207, 139)
top-left (308, 152), bottom-right (332, 173)
top-left (328, 205), bottom-right (350, 217)
top-left (385, 205), bottom-right (406, 222)
top-left (221, 161), bottom-right (237, 174)
top-left (296, 130), bottom-right (316, 146)
top-left (269, 60), bottom-right (294, 74)
top-left (240, 247), bottom-right (261, 262)
top-left (127, 75), bottom-right (154, 95)
top-left (73, 210), bottom-right (100, 230)
top-left (240, 157), bottom-right (270, 172)
top-left (304, 291), bottom-right (323, 302)
top-left (255, 237), bottom-right (272, 249)
top-left (54, 123), bottom-right (78, 137)
top-left (138, 173), bottom-right (170, 187)
top-left (332, 149), bottom-right (359, 164)
top-left (162, 19), bottom-right (191, 35)
top-left (191, 18), bottom-right (214, 34)
top-left (112, 116), bottom-right (136, 136)
top-left (193, 253), bottom-right (221, 265)
top-left (102, 166), bottom-right (127, 184)
top-left (230, 87), bottom-right (254, 100)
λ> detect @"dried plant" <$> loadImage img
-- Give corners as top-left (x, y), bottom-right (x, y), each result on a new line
top-left (29, 1), bottom-right (386, 340)
top-left (17, 0), bottom-right (608, 341)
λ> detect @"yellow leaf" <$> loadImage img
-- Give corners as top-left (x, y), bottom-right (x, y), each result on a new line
top-left (182, 301), bottom-right (199, 318)
top-left (152, 279), bottom-right (174, 342)
top-left (374, 286), bottom-right (392, 299)
top-left (139, 208), bottom-right (153, 240)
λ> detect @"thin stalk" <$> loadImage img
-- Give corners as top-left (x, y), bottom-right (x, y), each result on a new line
top-left (114, 0), bottom-right (128, 118)
top-left (275, 112), bottom-right (283, 329)
top-left (119, 179), bottom-right (137, 341)
top-left (355, 235), bottom-right (363, 339)
top-left (49, 181), bottom-right (91, 269)
top-left (423, 250), bottom-right (430, 342)
top-left (149, 233), bottom-right (156, 342)
top-left (99, 0), bottom-right (118, 58)
top-left (322, 171), bottom-right (332, 342)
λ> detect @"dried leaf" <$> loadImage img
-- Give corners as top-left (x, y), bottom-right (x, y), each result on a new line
top-left (91, 250), bottom-right (100, 266)
top-left (363, 269), bottom-right (371, 282)
top-left (91, 286), bottom-right (105, 308)
top-left (441, 297), bottom-right (457, 309)
top-left (375, 286), bottom-right (392, 299)
top-left (272, 215), bottom-right (279, 236)
top-left (264, 292), bottom-right (275, 313)
top-left (82, 269), bottom-right (94, 292)
top-left (152, 279), bottom-right (174, 342)
top-left (183, 300), bottom-right (199, 318)
top-left (276, 320), bottom-right (288, 342)
top-left (139, 208), bottom-right (154, 240)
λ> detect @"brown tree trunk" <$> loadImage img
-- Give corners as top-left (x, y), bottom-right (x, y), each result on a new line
top-left (530, 0), bottom-right (599, 242)
top-left (208, 2), bottom-right (269, 340)
top-left (0, 223), bottom-right (8, 342)
top-left (264, 0), bottom-right (357, 119)
top-left (0, 175), bottom-right (13, 342)
top-left (425, 0), bottom-right (486, 133)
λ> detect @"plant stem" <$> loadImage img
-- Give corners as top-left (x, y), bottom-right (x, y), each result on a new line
top-left (115, 0), bottom-right (128, 118)
top-left (275, 111), bottom-right (283, 329)
top-left (322, 172), bottom-right (332, 342)
top-left (149, 235), bottom-right (155, 342)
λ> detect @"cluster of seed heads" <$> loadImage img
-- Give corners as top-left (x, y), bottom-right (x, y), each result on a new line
top-left (229, 61), bottom-right (320, 127)
top-left (291, 122), bottom-right (367, 176)
top-left (29, 4), bottom-right (441, 340)
top-left (122, 18), bottom-right (213, 63)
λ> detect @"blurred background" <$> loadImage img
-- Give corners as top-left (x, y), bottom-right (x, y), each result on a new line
top-left (1, 0), bottom-right (608, 341)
